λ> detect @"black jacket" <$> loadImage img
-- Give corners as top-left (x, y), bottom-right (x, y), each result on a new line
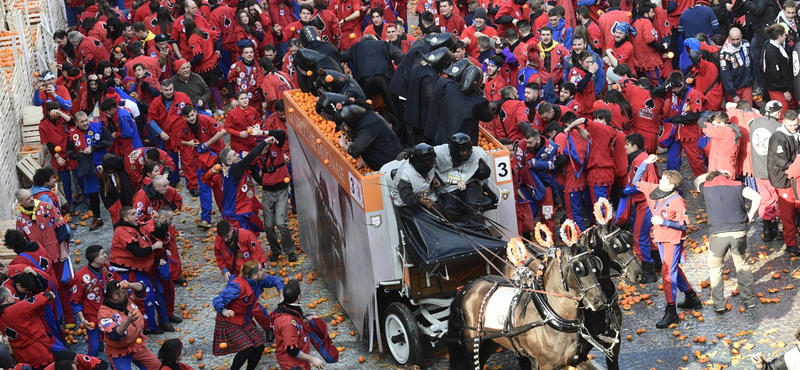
top-left (732, 0), bottom-right (781, 35)
top-left (390, 39), bottom-right (433, 97)
top-left (763, 40), bottom-right (794, 93)
top-left (767, 126), bottom-right (799, 189)
top-left (340, 39), bottom-right (404, 80)
top-left (404, 65), bottom-right (439, 130)
top-left (347, 111), bottom-right (403, 171)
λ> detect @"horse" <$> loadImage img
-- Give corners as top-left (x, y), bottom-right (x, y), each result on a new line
top-left (447, 242), bottom-right (608, 370)
top-left (569, 222), bottom-right (644, 370)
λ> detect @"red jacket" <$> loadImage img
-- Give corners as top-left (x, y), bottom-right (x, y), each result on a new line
top-left (70, 263), bottom-right (119, 323)
top-left (0, 293), bottom-right (56, 368)
top-left (208, 4), bottom-right (238, 52)
top-left (77, 36), bottom-right (111, 70)
top-left (597, 9), bottom-right (631, 51)
top-left (110, 222), bottom-right (156, 272)
top-left (261, 70), bottom-right (295, 111)
top-left (554, 131), bottom-right (588, 192)
top-left (213, 228), bottom-right (267, 276)
top-left (124, 55), bottom-right (162, 80)
top-left (529, 41), bottom-right (569, 86)
top-left (461, 25), bottom-right (497, 57)
top-left (483, 74), bottom-right (507, 102)
top-left (610, 41), bottom-right (635, 70)
top-left (10, 244), bottom-right (58, 290)
top-left (37, 86), bottom-right (72, 117)
top-left (627, 151), bottom-right (660, 203)
top-left (568, 67), bottom-right (595, 118)
top-left (228, 61), bottom-right (264, 104)
top-left (188, 30), bottom-right (220, 73)
top-left (495, 0), bottom-right (530, 36)
top-left (88, 21), bottom-right (113, 54)
top-left (363, 23), bottom-right (388, 40)
top-left (727, 108), bottom-right (760, 177)
top-left (98, 297), bottom-right (148, 358)
top-left (274, 308), bottom-right (312, 370)
top-left (282, 52), bottom-right (299, 86)
top-left (225, 106), bottom-right (264, 153)
top-left (493, 99), bottom-right (528, 142)
top-left (269, 0), bottom-right (296, 29)
top-left (638, 182), bottom-right (689, 243)
top-left (436, 13), bottom-right (467, 36)
top-left (44, 354), bottom-right (103, 370)
top-left (132, 185), bottom-right (183, 222)
top-left (148, 91), bottom-right (194, 151)
top-left (618, 77), bottom-right (660, 137)
top-left (171, 15), bottom-right (212, 59)
top-left (582, 119), bottom-right (618, 185)
top-left (16, 201), bottom-right (67, 262)
top-left (176, 114), bottom-right (226, 170)
top-left (126, 148), bottom-right (176, 190)
top-left (632, 17), bottom-right (663, 71)
top-left (664, 87), bottom-right (704, 141)
top-left (333, 0), bottom-right (361, 50)
top-left (691, 59), bottom-right (723, 111)
top-left (703, 124), bottom-right (739, 176)
top-left (39, 117), bottom-right (78, 171)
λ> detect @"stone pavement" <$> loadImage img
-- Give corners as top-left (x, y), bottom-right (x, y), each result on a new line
top-left (65, 156), bottom-right (800, 370)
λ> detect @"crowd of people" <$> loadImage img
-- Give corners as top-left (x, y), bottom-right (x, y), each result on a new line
top-left (5, 0), bottom-right (800, 367)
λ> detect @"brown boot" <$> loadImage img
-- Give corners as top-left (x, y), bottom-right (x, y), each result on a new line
top-left (89, 217), bottom-right (104, 231)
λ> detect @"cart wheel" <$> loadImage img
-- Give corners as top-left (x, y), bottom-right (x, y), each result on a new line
top-left (382, 302), bottom-right (422, 365)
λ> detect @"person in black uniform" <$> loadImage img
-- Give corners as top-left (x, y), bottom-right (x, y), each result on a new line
top-left (427, 65), bottom-right (493, 145)
top-left (298, 26), bottom-right (341, 64)
top-left (405, 47), bottom-right (456, 145)
top-left (315, 92), bottom-right (403, 171)
top-left (390, 32), bottom-right (456, 99)
top-left (434, 133), bottom-right (492, 227)
top-left (314, 69), bottom-right (367, 100)
top-left (340, 34), bottom-right (407, 144)
top-left (294, 48), bottom-right (344, 94)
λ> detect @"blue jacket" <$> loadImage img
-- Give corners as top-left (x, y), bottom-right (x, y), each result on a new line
top-left (719, 40), bottom-right (755, 97)
top-left (213, 276), bottom-right (285, 323)
top-left (551, 18), bottom-right (574, 50)
top-left (563, 51), bottom-right (605, 97)
top-left (678, 5), bottom-right (719, 40)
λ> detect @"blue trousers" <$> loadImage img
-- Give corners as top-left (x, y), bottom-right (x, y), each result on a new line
top-left (43, 304), bottom-right (66, 350)
top-left (65, 7), bottom-right (80, 27)
top-left (666, 138), bottom-right (706, 177)
top-left (123, 270), bottom-right (168, 330)
top-left (631, 202), bottom-right (655, 263)
top-left (658, 241), bottom-right (691, 305)
top-left (198, 168), bottom-right (213, 223)
top-left (565, 189), bottom-right (586, 231)
top-left (86, 327), bottom-right (101, 357)
top-left (49, 333), bottom-right (67, 355)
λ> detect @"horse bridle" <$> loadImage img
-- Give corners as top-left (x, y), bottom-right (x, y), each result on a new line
top-left (599, 227), bottom-right (637, 278)
top-left (560, 248), bottom-right (603, 304)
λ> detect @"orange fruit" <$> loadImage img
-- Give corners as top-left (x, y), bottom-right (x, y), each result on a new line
top-left (290, 27), bottom-right (296, 32)
top-left (358, 356), bottom-right (365, 363)
top-left (75, 258), bottom-right (81, 263)
top-left (284, 177), bottom-right (291, 183)
top-left (324, 159), bottom-right (330, 165)
top-left (115, 47), bottom-right (122, 52)
top-left (306, 70), bottom-right (313, 76)
top-left (214, 164), bottom-right (222, 171)
top-left (136, 338), bottom-right (143, 344)
top-left (349, 33), bottom-right (356, 39)
top-left (219, 342), bottom-right (228, 349)
top-left (325, 75), bottom-right (334, 83)
top-left (75, 239), bottom-right (81, 244)
top-left (54, 146), bottom-right (62, 153)
top-left (316, 138), bottom-right (322, 144)
top-left (350, 330), bottom-right (356, 336)
top-left (667, 52), bottom-right (674, 59)
top-left (773, 272), bottom-right (781, 279)
top-left (32, 71), bottom-right (39, 77)
top-left (189, 337), bottom-right (195, 343)
top-left (288, 108), bottom-right (294, 113)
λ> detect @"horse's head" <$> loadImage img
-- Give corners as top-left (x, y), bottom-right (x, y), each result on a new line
top-left (594, 223), bottom-right (644, 284)
top-left (557, 243), bottom-right (606, 311)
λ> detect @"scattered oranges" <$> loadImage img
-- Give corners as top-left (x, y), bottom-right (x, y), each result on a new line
top-left (219, 342), bottom-right (228, 349)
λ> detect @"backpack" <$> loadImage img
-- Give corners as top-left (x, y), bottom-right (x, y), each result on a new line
top-left (302, 317), bottom-right (340, 363)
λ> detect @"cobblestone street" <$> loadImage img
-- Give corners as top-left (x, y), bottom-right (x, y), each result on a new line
top-left (67, 156), bottom-right (800, 370)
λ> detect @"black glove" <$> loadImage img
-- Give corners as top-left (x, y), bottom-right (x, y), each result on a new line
top-left (265, 327), bottom-right (275, 343)
top-left (554, 154), bottom-right (569, 167)
top-left (43, 291), bottom-right (56, 301)
top-left (618, 189), bottom-right (627, 198)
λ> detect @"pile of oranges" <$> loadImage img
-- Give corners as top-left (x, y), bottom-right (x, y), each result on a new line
top-left (477, 131), bottom-right (499, 152)
top-left (290, 91), bottom-right (370, 175)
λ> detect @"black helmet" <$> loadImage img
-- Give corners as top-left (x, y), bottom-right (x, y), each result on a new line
top-left (314, 69), bottom-right (350, 95)
top-left (294, 49), bottom-right (327, 74)
top-left (299, 26), bottom-right (321, 47)
top-left (409, 143), bottom-right (436, 174)
top-left (459, 65), bottom-right (483, 94)
top-left (422, 47), bottom-right (455, 74)
top-left (444, 58), bottom-right (474, 81)
top-left (513, 0), bottom-right (526, 5)
top-left (336, 104), bottom-right (366, 132)
top-left (424, 32), bottom-right (457, 50)
top-left (448, 133), bottom-right (473, 165)
top-left (315, 92), bottom-right (348, 121)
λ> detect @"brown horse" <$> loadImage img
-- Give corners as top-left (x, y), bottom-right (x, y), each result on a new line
top-left (447, 243), bottom-right (607, 370)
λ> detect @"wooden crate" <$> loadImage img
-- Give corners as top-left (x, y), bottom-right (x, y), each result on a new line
top-left (9, 0), bottom-right (42, 27)
top-left (21, 105), bottom-right (41, 144)
top-left (0, 220), bottom-right (17, 267)
top-left (16, 154), bottom-right (39, 185)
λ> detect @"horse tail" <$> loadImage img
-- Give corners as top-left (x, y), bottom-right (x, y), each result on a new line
top-left (447, 285), bottom-right (473, 370)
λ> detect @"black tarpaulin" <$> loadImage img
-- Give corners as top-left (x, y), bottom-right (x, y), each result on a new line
top-left (396, 206), bottom-right (507, 266)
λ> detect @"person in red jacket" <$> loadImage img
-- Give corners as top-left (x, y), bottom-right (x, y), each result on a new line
top-left (661, 71), bottom-right (706, 177)
top-left (208, 0), bottom-right (237, 70)
top-left (177, 105), bottom-right (227, 228)
top-left (597, 0), bottom-right (631, 50)
top-left (604, 22), bottom-right (635, 69)
top-left (483, 56), bottom-right (508, 101)
top-left (148, 81), bottom-right (194, 188)
top-left (131, 63), bottom-right (162, 107)
top-left (71, 245), bottom-right (120, 357)
top-left (553, 112), bottom-right (590, 230)
top-left (530, 26), bottom-right (569, 87)
top-left (170, 0), bottom-right (212, 60)
top-left (632, 2), bottom-right (669, 85)
top-left (68, 31), bottom-right (110, 74)
top-left (110, 206), bottom-right (173, 335)
top-left (212, 260), bottom-right (284, 370)
top-left (564, 116), bottom-right (619, 216)
top-left (333, 0), bottom-right (362, 50)
top-left (636, 162), bottom-right (702, 328)
top-left (46, 350), bottom-right (107, 370)
top-left (492, 86), bottom-right (530, 142)
top-left (612, 65), bottom-right (661, 153)
top-left (126, 148), bottom-right (176, 191)
top-left (228, 45), bottom-right (265, 115)
top-left (213, 220), bottom-right (267, 281)
top-left (157, 339), bottom-right (194, 370)
top-left (0, 289), bottom-right (62, 370)
top-left (147, 208), bottom-right (183, 325)
top-left (437, 0), bottom-right (466, 36)
top-left (5, 230), bottom-right (58, 289)
top-left (132, 175), bottom-right (183, 222)
top-left (363, 8), bottom-right (389, 40)
top-left (39, 105), bottom-right (79, 212)
top-left (259, 58), bottom-right (296, 113)
top-left (97, 279), bottom-right (161, 370)
top-left (273, 280), bottom-right (326, 370)
top-left (184, 19), bottom-right (224, 114)
top-left (567, 51), bottom-right (598, 118)
top-left (688, 49), bottom-right (723, 112)
top-left (556, 82), bottom-right (582, 115)
top-left (225, 91), bottom-right (265, 155)
top-left (620, 133), bottom-right (660, 283)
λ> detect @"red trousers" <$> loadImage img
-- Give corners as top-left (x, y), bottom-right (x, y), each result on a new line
top-left (777, 187), bottom-right (800, 247)
top-left (724, 86), bottom-right (754, 104)
top-left (178, 147), bottom-right (199, 190)
top-left (756, 177), bottom-right (779, 221)
top-left (768, 90), bottom-right (796, 118)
